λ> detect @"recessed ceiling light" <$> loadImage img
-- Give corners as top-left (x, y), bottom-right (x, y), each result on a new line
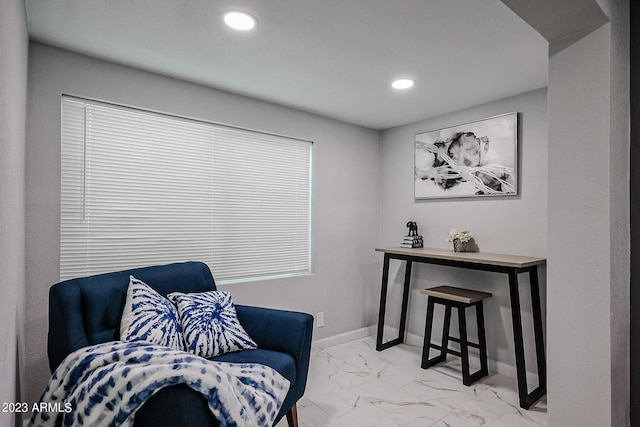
top-left (392, 79), bottom-right (415, 90)
top-left (223, 11), bottom-right (257, 31)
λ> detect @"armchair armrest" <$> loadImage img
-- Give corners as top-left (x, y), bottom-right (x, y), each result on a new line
top-left (235, 305), bottom-right (313, 399)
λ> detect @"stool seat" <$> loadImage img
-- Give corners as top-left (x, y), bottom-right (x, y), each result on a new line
top-left (421, 285), bottom-right (491, 386)
top-left (421, 286), bottom-right (492, 304)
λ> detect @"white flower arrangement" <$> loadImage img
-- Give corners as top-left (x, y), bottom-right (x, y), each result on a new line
top-left (447, 228), bottom-right (472, 243)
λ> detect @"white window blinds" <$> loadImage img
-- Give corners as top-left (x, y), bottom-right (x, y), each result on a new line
top-left (60, 96), bottom-right (312, 283)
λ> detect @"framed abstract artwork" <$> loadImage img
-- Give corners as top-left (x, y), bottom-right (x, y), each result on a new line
top-left (414, 112), bottom-right (518, 200)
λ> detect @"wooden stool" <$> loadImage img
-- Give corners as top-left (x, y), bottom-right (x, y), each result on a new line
top-left (420, 286), bottom-right (492, 386)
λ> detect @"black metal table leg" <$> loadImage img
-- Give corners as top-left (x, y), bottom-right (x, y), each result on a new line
top-left (508, 268), bottom-right (546, 409)
top-left (476, 302), bottom-right (489, 377)
top-left (398, 259), bottom-right (413, 340)
top-left (528, 266), bottom-right (547, 404)
top-left (507, 270), bottom-right (529, 408)
top-left (376, 255), bottom-right (412, 351)
top-left (376, 253), bottom-right (392, 350)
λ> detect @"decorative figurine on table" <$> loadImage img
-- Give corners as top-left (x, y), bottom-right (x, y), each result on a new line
top-left (407, 221), bottom-right (418, 236)
top-left (402, 221), bottom-right (423, 248)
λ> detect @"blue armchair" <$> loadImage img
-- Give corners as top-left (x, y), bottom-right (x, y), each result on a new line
top-left (47, 261), bottom-right (313, 427)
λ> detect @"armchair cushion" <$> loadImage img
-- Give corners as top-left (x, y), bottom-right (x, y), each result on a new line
top-left (120, 276), bottom-right (184, 350)
top-left (213, 348), bottom-right (297, 385)
top-left (234, 305), bottom-right (313, 420)
top-left (167, 290), bottom-right (257, 358)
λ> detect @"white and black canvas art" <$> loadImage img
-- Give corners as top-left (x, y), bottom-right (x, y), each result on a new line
top-left (414, 112), bottom-right (518, 199)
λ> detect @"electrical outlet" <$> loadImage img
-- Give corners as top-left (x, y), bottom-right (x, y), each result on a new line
top-left (316, 312), bottom-right (325, 328)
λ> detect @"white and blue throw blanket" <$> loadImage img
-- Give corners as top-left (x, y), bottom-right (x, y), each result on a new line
top-left (29, 341), bottom-right (290, 427)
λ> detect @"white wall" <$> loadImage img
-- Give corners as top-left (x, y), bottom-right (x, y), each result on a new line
top-left (0, 0), bottom-right (28, 426)
top-left (24, 42), bottom-right (381, 404)
top-left (378, 88), bottom-right (548, 378)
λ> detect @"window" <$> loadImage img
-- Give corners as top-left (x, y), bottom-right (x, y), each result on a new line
top-left (60, 96), bottom-right (312, 283)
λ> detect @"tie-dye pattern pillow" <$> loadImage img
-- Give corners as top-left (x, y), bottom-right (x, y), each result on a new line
top-left (167, 290), bottom-right (257, 358)
top-left (119, 276), bottom-right (184, 350)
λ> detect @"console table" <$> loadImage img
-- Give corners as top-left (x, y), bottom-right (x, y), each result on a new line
top-left (375, 246), bottom-right (546, 409)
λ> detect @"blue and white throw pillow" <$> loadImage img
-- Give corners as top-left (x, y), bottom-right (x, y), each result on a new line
top-left (119, 276), bottom-right (184, 351)
top-left (167, 290), bottom-right (257, 358)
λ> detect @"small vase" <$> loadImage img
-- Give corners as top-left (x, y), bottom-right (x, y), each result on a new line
top-left (453, 239), bottom-right (468, 252)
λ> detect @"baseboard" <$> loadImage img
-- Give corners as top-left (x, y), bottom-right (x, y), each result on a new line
top-left (315, 325), bottom-right (542, 386)
top-left (311, 325), bottom-right (377, 351)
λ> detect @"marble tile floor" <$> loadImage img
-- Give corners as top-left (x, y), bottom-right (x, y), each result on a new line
top-left (275, 336), bottom-right (546, 427)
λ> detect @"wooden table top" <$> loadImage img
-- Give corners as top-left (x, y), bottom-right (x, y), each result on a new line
top-left (375, 246), bottom-right (546, 269)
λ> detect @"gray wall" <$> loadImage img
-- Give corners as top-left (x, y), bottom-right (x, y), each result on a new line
top-left (544, 0), bottom-right (629, 425)
top-left (601, 3), bottom-right (630, 426)
top-left (378, 88), bottom-right (548, 378)
top-left (24, 42), bottom-right (381, 404)
top-left (19, 1), bottom-right (632, 425)
top-left (500, 2), bottom-right (629, 424)
top-left (0, 0), bottom-right (28, 426)
top-left (547, 26), bottom-right (612, 426)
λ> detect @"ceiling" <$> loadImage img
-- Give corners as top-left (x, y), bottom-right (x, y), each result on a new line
top-left (25, 0), bottom-right (548, 130)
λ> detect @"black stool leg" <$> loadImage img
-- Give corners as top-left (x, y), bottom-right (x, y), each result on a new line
top-left (421, 297), bottom-right (436, 368)
top-left (458, 305), bottom-right (472, 386)
top-left (440, 305), bottom-right (452, 361)
top-left (460, 301), bottom-right (490, 386)
top-left (422, 298), bottom-right (451, 369)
